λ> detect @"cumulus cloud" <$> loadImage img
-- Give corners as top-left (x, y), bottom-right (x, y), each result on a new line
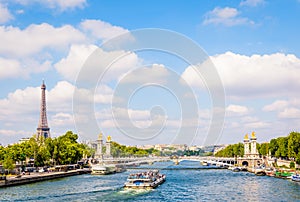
top-left (0, 3), bottom-right (13, 24)
top-left (50, 113), bottom-right (74, 127)
top-left (278, 108), bottom-right (300, 119)
top-left (118, 64), bottom-right (169, 84)
top-left (263, 99), bottom-right (300, 119)
top-left (226, 104), bottom-right (250, 116)
top-left (182, 52), bottom-right (300, 99)
top-left (55, 44), bottom-right (140, 83)
top-left (0, 81), bottom-right (114, 123)
top-left (55, 44), bottom-right (98, 82)
top-left (263, 100), bottom-right (289, 112)
top-left (80, 19), bottom-right (129, 42)
top-left (0, 57), bottom-right (52, 79)
top-left (240, 0), bottom-right (265, 7)
top-left (203, 7), bottom-right (253, 26)
top-left (0, 57), bottom-right (22, 79)
top-left (0, 23), bottom-right (85, 57)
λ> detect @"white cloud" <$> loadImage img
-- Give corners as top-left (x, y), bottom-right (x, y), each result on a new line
top-left (263, 100), bottom-right (289, 111)
top-left (50, 113), bottom-right (74, 127)
top-left (0, 80), bottom-right (116, 144)
top-left (80, 19), bottom-right (129, 42)
top-left (0, 23), bottom-right (85, 57)
top-left (0, 81), bottom-right (80, 121)
top-left (0, 3), bottom-right (13, 24)
top-left (244, 121), bottom-right (270, 128)
top-left (55, 44), bottom-right (98, 82)
top-left (240, 0), bottom-right (265, 7)
top-left (55, 44), bottom-right (140, 83)
top-left (10, 0), bottom-right (86, 11)
top-left (0, 57), bottom-right (21, 79)
top-left (226, 104), bottom-right (250, 116)
top-left (15, 9), bottom-right (24, 14)
top-left (203, 7), bottom-right (253, 26)
top-left (118, 64), bottom-right (169, 84)
top-left (183, 52), bottom-right (300, 99)
top-left (263, 99), bottom-right (300, 120)
top-left (278, 108), bottom-right (300, 119)
top-left (0, 57), bottom-right (52, 79)
top-left (0, 129), bottom-right (32, 138)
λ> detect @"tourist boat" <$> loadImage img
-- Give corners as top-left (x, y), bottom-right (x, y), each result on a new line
top-left (291, 174), bottom-right (300, 182)
top-left (124, 170), bottom-right (166, 189)
top-left (91, 164), bottom-right (116, 175)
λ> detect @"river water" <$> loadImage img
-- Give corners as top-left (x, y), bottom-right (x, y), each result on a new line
top-left (1, 161), bottom-right (299, 201)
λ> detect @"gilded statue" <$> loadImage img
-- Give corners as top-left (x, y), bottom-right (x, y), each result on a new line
top-left (107, 135), bottom-right (111, 142)
top-left (98, 133), bottom-right (103, 140)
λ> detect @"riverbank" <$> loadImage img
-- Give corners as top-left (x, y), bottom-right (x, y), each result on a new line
top-left (0, 168), bottom-right (91, 188)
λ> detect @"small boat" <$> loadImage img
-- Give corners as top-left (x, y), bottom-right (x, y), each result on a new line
top-left (275, 169), bottom-right (294, 179)
top-left (265, 168), bottom-right (275, 177)
top-left (115, 165), bottom-right (127, 173)
top-left (91, 164), bottom-right (116, 175)
top-left (240, 167), bottom-right (248, 172)
top-left (254, 167), bottom-right (266, 176)
top-left (124, 170), bottom-right (166, 189)
top-left (291, 174), bottom-right (300, 182)
top-left (232, 167), bottom-right (241, 172)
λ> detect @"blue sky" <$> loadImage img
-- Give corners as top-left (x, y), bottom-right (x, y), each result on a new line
top-left (0, 0), bottom-right (300, 146)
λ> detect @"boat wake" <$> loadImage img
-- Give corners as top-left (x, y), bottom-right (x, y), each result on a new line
top-left (118, 188), bottom-right (153, 195)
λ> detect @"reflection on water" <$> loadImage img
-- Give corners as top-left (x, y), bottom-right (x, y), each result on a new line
top-left (0, 161), bottom-right (299, 201)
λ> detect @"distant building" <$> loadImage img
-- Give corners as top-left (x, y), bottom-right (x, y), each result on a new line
top-left (137, 145), bottom-right (155, 150)
top-left (213, 145), bottom-right (227, 154)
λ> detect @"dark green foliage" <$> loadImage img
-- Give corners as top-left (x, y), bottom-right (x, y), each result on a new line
top-left (215, 143), bottom-right (244, 157)
top-left (0, 131), bottom-right (89, 167)
top-left (110, 141), bottom-right (160, 157)
top-left (215, 132), bottom-right (300, 164)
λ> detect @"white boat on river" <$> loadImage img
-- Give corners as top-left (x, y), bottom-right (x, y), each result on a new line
top-left (124, 170), bottom-right (166, 189)
top-left (91, 164), bottom-right (116, 175)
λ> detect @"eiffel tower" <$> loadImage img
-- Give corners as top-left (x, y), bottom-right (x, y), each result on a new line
top-left (37, 80), bottom-right (50, 139)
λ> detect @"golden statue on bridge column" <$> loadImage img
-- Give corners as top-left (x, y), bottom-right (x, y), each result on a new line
top-left (251, 131), bottom-right (256, 138)
top-left (107, 135), bottom-right (111, 142)
top-left (98, 133), bottom-right (103, 140)
top-left (244, 134), bottom-right (249, 140)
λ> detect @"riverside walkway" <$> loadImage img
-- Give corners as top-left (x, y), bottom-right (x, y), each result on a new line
top-left (0, 168), bottom-right (90, 188)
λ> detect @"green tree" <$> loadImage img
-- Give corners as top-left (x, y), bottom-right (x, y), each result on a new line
top-left (275, 137), bottom-right (288, 158)
top-left (258, 142), bottom-right (269, 156)
top-left (269, 138), bottom-right (278, 156)
top-left (53, 131), bottom-right (84, 165)
top-left (215, 143), bottom-right (244, 157)
top-left (0, 145), bottom-right (6, 162)
top-left (2, 155), bottom-right (15, 174)
top-left (287, 132), bottom-right (300, 161)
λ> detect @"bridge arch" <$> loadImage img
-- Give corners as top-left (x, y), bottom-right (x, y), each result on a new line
top-left (242, 161), bottom-right (249, 167)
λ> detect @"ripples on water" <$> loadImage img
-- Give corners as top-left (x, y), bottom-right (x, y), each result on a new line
top-left (1, 161), bottom-right (299, 201)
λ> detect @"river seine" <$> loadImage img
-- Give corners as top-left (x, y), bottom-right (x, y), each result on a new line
top-left (1, 161), bottom-right (299, 201)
